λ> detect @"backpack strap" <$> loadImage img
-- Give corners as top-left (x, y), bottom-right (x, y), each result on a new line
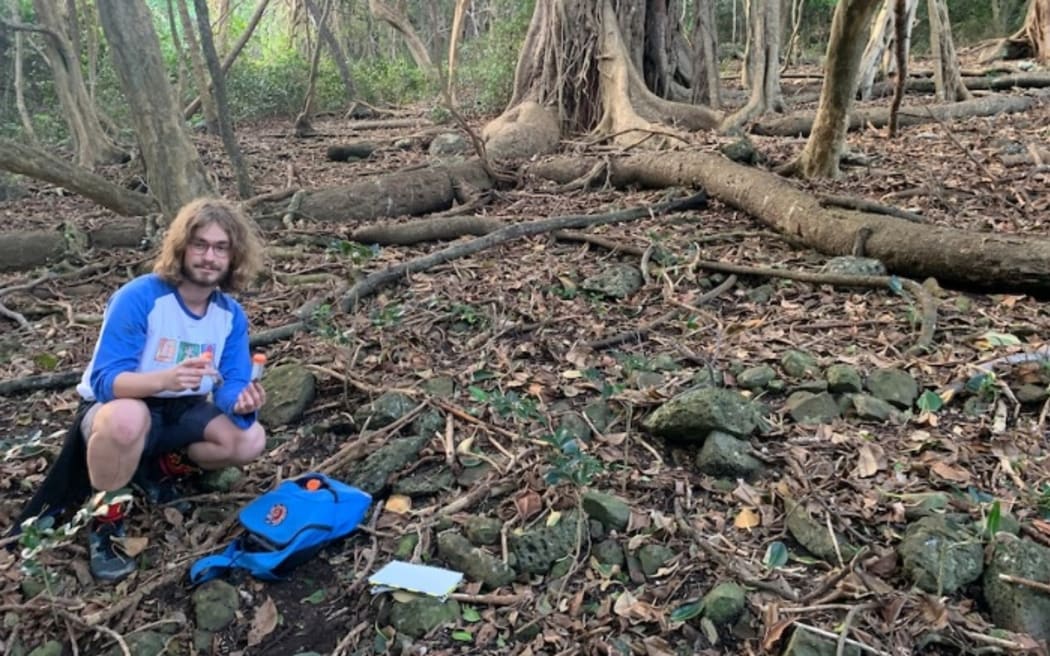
top-left (188, 542), bottom-right (241, 585)
top-left (189, 539), bottom-right (290, 585)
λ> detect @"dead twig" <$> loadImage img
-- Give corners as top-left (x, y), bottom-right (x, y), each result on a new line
top-left (997, 572), bottom-right (1050, 594)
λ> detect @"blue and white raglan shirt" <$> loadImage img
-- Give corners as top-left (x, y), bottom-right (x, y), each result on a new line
top-left (76, 274), bottom-right (256, 428)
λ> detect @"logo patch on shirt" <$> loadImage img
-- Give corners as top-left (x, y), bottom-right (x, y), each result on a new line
top-left (154, 338), bottom-right (176, 363)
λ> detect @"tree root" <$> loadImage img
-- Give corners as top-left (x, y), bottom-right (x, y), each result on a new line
top-left (818, 194), bottom-right (925, 223)
top-left (337, 192), bottom-right (707, 312)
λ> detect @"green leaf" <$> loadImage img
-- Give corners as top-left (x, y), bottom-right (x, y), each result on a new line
top-left (985, 500), bottom-right (1002, 538)
top-left (982, 331), bottom-right (1021, 347)
top-left (302, 589), bottom-right (326, 604)
top-left (451, 630), bottom-right (473, 642)
top-left (917, 390), bottom-right (943, 413)
top-left (669, 600), bottom-right (704, 622)
top-left (462, 606), bottom-right (481, 623)
top-left (468, 386), bottom-right (490, 403)
top-left (763, 541), bottom-right (790, 569)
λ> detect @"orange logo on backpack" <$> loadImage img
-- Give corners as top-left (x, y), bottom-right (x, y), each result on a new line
top-left (265, 503), bottom-right (287, 526)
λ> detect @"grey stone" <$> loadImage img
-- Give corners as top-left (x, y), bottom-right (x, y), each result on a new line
top-left (392, 465), bottom-right (454, 496)
top-left (192, 580), bottom-right (240, 632)
top-left (784, 392), bottom-right (840, 425)
top-left (899, 516), bottom-right (983, 594)
top-left (463, 516), bottom-right (503, 546)
top-left (865, 369), bottom-right (919, 408)
top-left (388, 596), bottom-right (461, 638)
top-left (193, 630), bottom-right (213, 654)
top-left (428, 132), bottom-right (468, 157)
top-left (422, 376), bottom-right (456, 398)
top-left (583, 402), bottom-right (614, 433)
top-left (593, 539), bottom-right (625, 567)
top-left (632, 371), bottom-right (665, 389)
top-left (556, 412), bottom-right (592, 444)
top-left (794, 380), bottom-right (829, 393)
top-left (825, 364), bottom-right (862, 393)
top-left (27, 642), bottom-right (62, 656)
top-left (581, 264), bottom-right (644, 299)
top-left (983, 534), bottom-right (1050, 640)
top-left (820, 256), bottom-right (887, 277)
top-left (850, 394), bottom-right (897, 422)
top-left (353, 391), bottom-right (416, 429)
top-left (258, 363), bottom-right (315, 426)
top-left (738, 365), bottom-right (776, 390)
top-left (509, 511), bottom-right (581, 575)
top-left (411, 409), bottom-right (445, 439)
top-left (899, 492), bottom-right (950, 520)
top-left (394, 534), bottom-right (418, 560)
top-left (1013, 383), bottom-right (1048, 404)
top-left (198, 466), bottom-right (243, 493)
top-left (781, 351), bottom-right (820, 378)
top-left (650, 354), bottom-right (679, 371)
top-left (582, 490), bottom-right (630, 531)
top-left (703, 582), bottom-right (746, 626)
top-left (393, 138), bottom-right (413, 150)
top-left (104, 631), bottom-right (168, 656)
top-left (963, 397), bottom-right (992, 417)
top-left (782, 627), bottom-right (862, 656)
top-left (637, 544), bottom-right (675, 576)
top-left (785, 499), bottom-right (858, 564)
top-left (346, 435), bottom-right (428, 495)
top-left (691, 368), bottom-right (724, 388)
top-left (720, 137), bottom-right (760, 165)
top-left (696, 431), bottom-right (762, 479)
top-left (747, 285), bottom-right (774, 304)
top-left (643, 387), bottom-right (759, 440)
top-left (437, 530), bottom-right (515, 589)
top-left (456, 461), bottom-right (492, 486)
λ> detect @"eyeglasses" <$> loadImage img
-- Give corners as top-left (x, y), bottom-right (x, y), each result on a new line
top-left (188, 238), bottom-right (231, 257)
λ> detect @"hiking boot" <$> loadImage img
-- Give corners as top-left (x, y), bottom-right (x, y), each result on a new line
top-left (132, 451), bottom-right (200, 511)
top-left (88, 502), bottom-right (136, 582)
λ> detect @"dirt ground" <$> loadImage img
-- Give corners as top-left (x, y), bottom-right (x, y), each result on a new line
top-left (0, 68), bottom-right (1049, 655)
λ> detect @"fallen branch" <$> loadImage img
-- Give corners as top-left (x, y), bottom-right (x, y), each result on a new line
top-left (818, 194), bottom-right (925, 223)
top-left (338, 192), bottom-right (708, 312)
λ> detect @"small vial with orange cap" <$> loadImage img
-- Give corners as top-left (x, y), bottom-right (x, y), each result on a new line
top-left (250, 353), bottom-right (267, 381)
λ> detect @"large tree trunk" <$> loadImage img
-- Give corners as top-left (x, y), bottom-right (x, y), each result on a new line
top-left (192, 0), bottom-right (252, 198)
top-left (528, 152), bottom-right (1050, 293)
top-left (722, 0), bottom-right (783, 132)
top-left (368, 0), bottom-right (433, 74)
top-left (176, 0), bottom-right (220, 133)
top-left (691, 0), bottom-right (721, 108)
top-left (1018, 0), bottom-right (1049, 63)
top-left (97, 0), bottom-right (212, 216)
top-left (304, 0), bottom-right (355, 101)
top-left (31, 0), bottom-right (125, 165)
top-left (927, 0), bottom-right (971, 102)
top-left (782, 0), bottom-right (882, 178)
top-left (500, 0), bottom-right (720, 148)
top-left (857, 0), bottom-right (918, 100)
top-left (0, 138), bottom-right (159, 216)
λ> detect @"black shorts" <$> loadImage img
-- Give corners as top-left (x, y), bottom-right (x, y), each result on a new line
top-left (79, 396), bottom-right (224, 458)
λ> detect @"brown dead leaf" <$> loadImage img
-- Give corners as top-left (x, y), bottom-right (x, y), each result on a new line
top-left (733, 507), bottom-right (761, 530)
top-left (930, 461), bottom-right (972, 484)
top-left (110, 536), bottom-right (149, 557)
top-left (247, 596), bottom-right (279, 646)
top-left (385, 494), bottom-right (412, 515)
top-left (612, 589), bottom-right (661, 624)
top-left (514, 490), bottom-right (542, 521)
top-left (642, 635), bottom-right (675, 656)
top-left (163, 507), bottom-right (184, 527)
top-left (761, 618), bottom-right (794, 652)
top-left (855, 443), bottom-right (884, 478)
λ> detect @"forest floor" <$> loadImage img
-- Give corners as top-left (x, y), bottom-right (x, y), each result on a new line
top-left (1, 65), bottom-right (1049, 656)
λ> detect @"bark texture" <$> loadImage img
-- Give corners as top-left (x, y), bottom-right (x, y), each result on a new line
top-left (857, 0), bottom-right (918, 100)
top-left (784, 0), bottom-right (882, 177)
top-left (97, 0), bottom-right (212, 215)
top-left (368, 0), bottom-right (433, 73)
top-left (528, 152), bottom-right (1050, 293)
top-left (722, 0), bottom-right (784, 131)
top-left (0, 138), bottom-right (159, 216)
top-left (31, 0), bottom-right (125, 165)
top-left (927, 0), bottom-right (971, 102)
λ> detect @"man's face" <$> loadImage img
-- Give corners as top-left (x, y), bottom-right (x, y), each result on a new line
top-left (182, 222), bottom-right (231, 289)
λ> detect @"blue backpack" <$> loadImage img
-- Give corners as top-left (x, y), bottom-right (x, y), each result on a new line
top-left (190, 473), bottom-right (371, 584)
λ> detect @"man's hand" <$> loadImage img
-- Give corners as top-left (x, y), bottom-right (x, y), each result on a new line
top-left (163, 355), bottom-right (217, 392)
top-left (233, 382), bottom-right (266, 415)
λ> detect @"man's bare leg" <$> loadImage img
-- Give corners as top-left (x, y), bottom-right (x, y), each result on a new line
top-left (187, 415), bottom-right (266, 470)
top-left (84, 399), bottom-right (151, 491)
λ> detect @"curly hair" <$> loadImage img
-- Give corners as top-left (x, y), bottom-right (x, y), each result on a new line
top-left (153, 198), bottom-right (264, 293)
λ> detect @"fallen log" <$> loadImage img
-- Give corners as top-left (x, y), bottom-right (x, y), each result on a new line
top-left (274, 161), bottom-right (493, 222)
top-left (752, 94), bottom-right (1035, 137)
top-left (528, 152), bottom-right (1050, 293)
top-left (867, 72), bottom-right (1050, 98)
top-left (0, 219), bottom-right (149, 273)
